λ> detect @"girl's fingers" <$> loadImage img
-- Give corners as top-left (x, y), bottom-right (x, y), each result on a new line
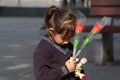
top-left (75, 67), bottom-right (82, 72)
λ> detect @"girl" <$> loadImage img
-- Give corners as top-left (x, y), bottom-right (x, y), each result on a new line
top-left (33, 5), bottom-right (82, 80)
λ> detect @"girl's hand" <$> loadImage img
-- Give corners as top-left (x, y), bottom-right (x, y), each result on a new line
top-left (75, 67), bottom-right (82, 72)
top-left (65, 58), bottom-right (76, 73)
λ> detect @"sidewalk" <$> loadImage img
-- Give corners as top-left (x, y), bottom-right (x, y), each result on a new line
top-left (0, 0), bottom-right (61, 7)
top-left (0, 17), bottom-right (120, 80)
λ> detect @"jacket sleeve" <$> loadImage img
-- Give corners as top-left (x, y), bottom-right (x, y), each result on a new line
top-left (33, 47), bottom-right (69, 80)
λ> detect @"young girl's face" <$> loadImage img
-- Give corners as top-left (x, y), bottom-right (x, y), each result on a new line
top-left (50, 29), bottom-right (72, 45)
top-left (52, 34), bottom-right (70, 45)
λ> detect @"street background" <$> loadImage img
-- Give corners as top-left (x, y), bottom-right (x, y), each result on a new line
top-left (0, 0), bottom-right (120, 80)
top-left (0, 17), bottom-right (120, 80)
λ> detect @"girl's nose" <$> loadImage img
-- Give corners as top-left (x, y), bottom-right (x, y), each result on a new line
top-left (63, 41), bottom-right (69, 44)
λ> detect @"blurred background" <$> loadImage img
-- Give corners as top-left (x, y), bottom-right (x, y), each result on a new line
top-left (0, 0), bottom-right (90, 7)
top-left (0, 0), bottom-right (120, 80)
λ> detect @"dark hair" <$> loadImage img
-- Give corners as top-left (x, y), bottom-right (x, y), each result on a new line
top-left (41, 6), bottom-right (76, 38)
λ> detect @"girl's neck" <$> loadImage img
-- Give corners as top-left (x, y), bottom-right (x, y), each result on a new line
top-left (48, 35), bottom-right (56, 44)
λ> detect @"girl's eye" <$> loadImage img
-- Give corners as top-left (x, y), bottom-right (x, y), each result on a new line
top-left (61, 37), bottom-right (65, 40)
top-left (61, 36), bottom-right (69, 41)
top-left (60, 36), bottom-right (65, 40)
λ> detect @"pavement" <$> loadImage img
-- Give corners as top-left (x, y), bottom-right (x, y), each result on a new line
top-left (0, 0), bottom-right (61, 7)
top-left (0, 0), bottom-right (88, 7)
top-left (0, 17), bottom-right (120, 80)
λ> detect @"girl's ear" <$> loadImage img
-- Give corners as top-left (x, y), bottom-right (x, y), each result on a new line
top-left (49, 27), bottom-right (55, 35)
